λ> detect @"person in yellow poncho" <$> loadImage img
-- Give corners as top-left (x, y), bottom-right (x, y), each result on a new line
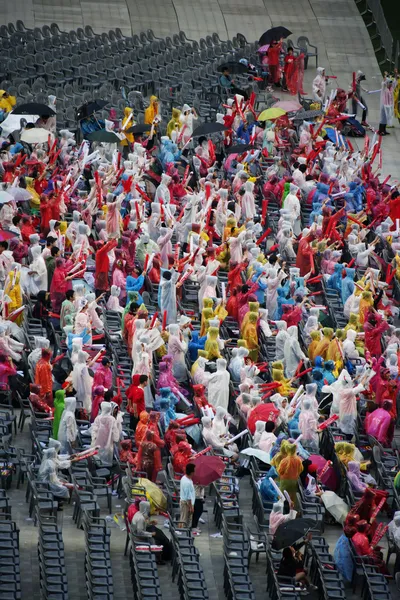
top-left (4, 270), bottom-right (23, 324)
top-left (313, 327), bottom-right (333, 360)
top-left (166, 108), bottom-right (181, 140)
top-left (240, 301), bottom-right (259, 336)
top-left (204, 327), bottom-right (222, 361)
top-left (358, 290), bottom-right (373, 325)
top-left (0, 90), bottom-right (16, 114)
top-left (200, 306), bottom-right (214, 337)
top-left (271, 439), bottom-right (290, 469)
top-left (241, 312), bottom-right (259, 361)
top-left (121, 107), bottom-right (134, 152)
top-left (271, 362), bottom-right (294, 397)
top-left (191, 349), bottom-right (208, 377)
top-left (26, 177), bottom-right (41, 213)
top-left (326, 329), bottom-right (344, 373)
top-left (144, 96), bottom-right (159, 125)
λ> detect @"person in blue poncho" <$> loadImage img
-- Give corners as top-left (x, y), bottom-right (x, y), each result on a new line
top-left (276, 287), bottom-right (294, 320)
top-left (260, 466), bottom-right (280, 504)
top-left (251, 265), bottom-right (268, 305)
top-left (314, 355), bottom-right (324, 373)
top-left (312, 368), bottom-right (324, 394)
top-left (188, 331), bottom-right (207, 362)
top-left (322, 360), bottom-right (336, 385)
top-left (154, 387), bottom-right (178, 431)
top-left (126, 271), bottom-right (145, 306)
top-left (327, 263), bottom-right (343, 294)
top-left (341, 268), bottom-right (355, 304)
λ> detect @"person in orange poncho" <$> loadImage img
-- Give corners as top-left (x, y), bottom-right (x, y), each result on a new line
top-left (277, 442), bottom-right (303, 508)
top-left (135, 411), bottom-right (150, 447)
top-left (172, 441), bottom-right (192, 476)
top-left (34, 348), bottom-right (53, 406)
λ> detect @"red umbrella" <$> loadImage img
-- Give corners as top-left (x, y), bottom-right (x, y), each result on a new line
top-left (247, 403), bottom-right (280, 434)
top-left (309, 454), bottom-right (338, 491)
top-left (189, 455), bottom-right (226, 486)
top-left (0, 230), bottom-right (17, 242)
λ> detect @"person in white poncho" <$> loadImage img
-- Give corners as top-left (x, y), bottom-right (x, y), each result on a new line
top-left (91, 401), bottom-right (120, 466)
top-left (72, 350), bottom-right (93, 413)
top-left (57, 397), bottom-right (78, 454)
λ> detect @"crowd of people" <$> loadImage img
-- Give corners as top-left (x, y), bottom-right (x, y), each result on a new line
top-left (0, 34), bottom-right (400, 593)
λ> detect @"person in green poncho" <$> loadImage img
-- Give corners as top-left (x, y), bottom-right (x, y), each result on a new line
top-left (53, 389), bottom-right (65, 439)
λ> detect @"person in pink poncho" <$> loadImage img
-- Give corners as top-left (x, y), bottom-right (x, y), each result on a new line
top-left (112, 260), bottom-right (127, 304)
top-left (92, 356), bottom-right (113, 391)
top-left (269, 500), bottom-right (297, 536)
top-left (106, 193), bottom-right (123, 239)
top-left (157, 226), bottom-right (173, 269)
top-left (365, 400), bottom-right (394, 446)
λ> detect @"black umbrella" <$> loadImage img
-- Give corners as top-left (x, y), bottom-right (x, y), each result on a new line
top-left (76, 100), bottom-right (109, 120)
top-left (217, 62), bottom-right (248, 75)
top-left (272, 518), bottom-right (315, 550)
top-left (125, 124), bottom-right (152, 135)
top-left (12, 103), bottom-right (55, 116)
top-left (86, 130), bottom-right (121, 143)
top-left (292, 109), bottom-right (324, 121)
top-left (192, 122), bottom-right (227, 137)
top-left (226, 144), bottom-right (256, 155)
top-left (259, 27), bottom-right (292, 46)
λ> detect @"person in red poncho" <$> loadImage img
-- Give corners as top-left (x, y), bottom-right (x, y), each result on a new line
top-left (50, 257), bottom-right (73, 314)
top-left (95, 238), bottom-right (118, 295)
top-left (364, 310), bottom-right (390, 357)
top-left (296, 231), bottom-right (316, 276)
top-left (351, 520), bottom-right (388, 573)
top-left (172, 441), bottom-right (193, 476)
top-left (91, 385), bottom-right (106, 422)
top-left (126, 374), bottom-right (148, 430)
top-left (388, 189), bottom-right (400, 228)
top-left (267, 41), bottom-right (282, 85)
top-left (20, 215), bottom-right (37, 243)
top-left (29, 383), bottom-right (53, 415)
top-left (164, 420), bottom-right (181, 449)
top-left (136, 429), bottom-right (164, 481)
top-left (34, 348), bottom-right (53, 406)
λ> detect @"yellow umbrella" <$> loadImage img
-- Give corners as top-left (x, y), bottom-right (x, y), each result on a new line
top-left (258, 107), bottom-right (286, 121)
top-left (136, 478), bottom-right (167, 514)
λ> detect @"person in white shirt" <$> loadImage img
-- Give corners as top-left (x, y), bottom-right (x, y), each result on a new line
top-left (179, 463), bottom-right (196, 529)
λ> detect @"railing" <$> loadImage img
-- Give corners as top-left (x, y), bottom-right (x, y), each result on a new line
top-left (355, 0), bottom-right (396, 68)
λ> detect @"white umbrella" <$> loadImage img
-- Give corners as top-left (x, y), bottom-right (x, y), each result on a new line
top-left (239, 447), bottom-right (271, 464)
top-left (7, 188), bottom-right (32, 202)
top-left (321, 491), bottom-right (349, 524)
top-left (20, 128), bottom-right (49, 144)
top-left (0, 113), bottom-right (39, 135)
top-left (0, 191), bottom-right (14, 204)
